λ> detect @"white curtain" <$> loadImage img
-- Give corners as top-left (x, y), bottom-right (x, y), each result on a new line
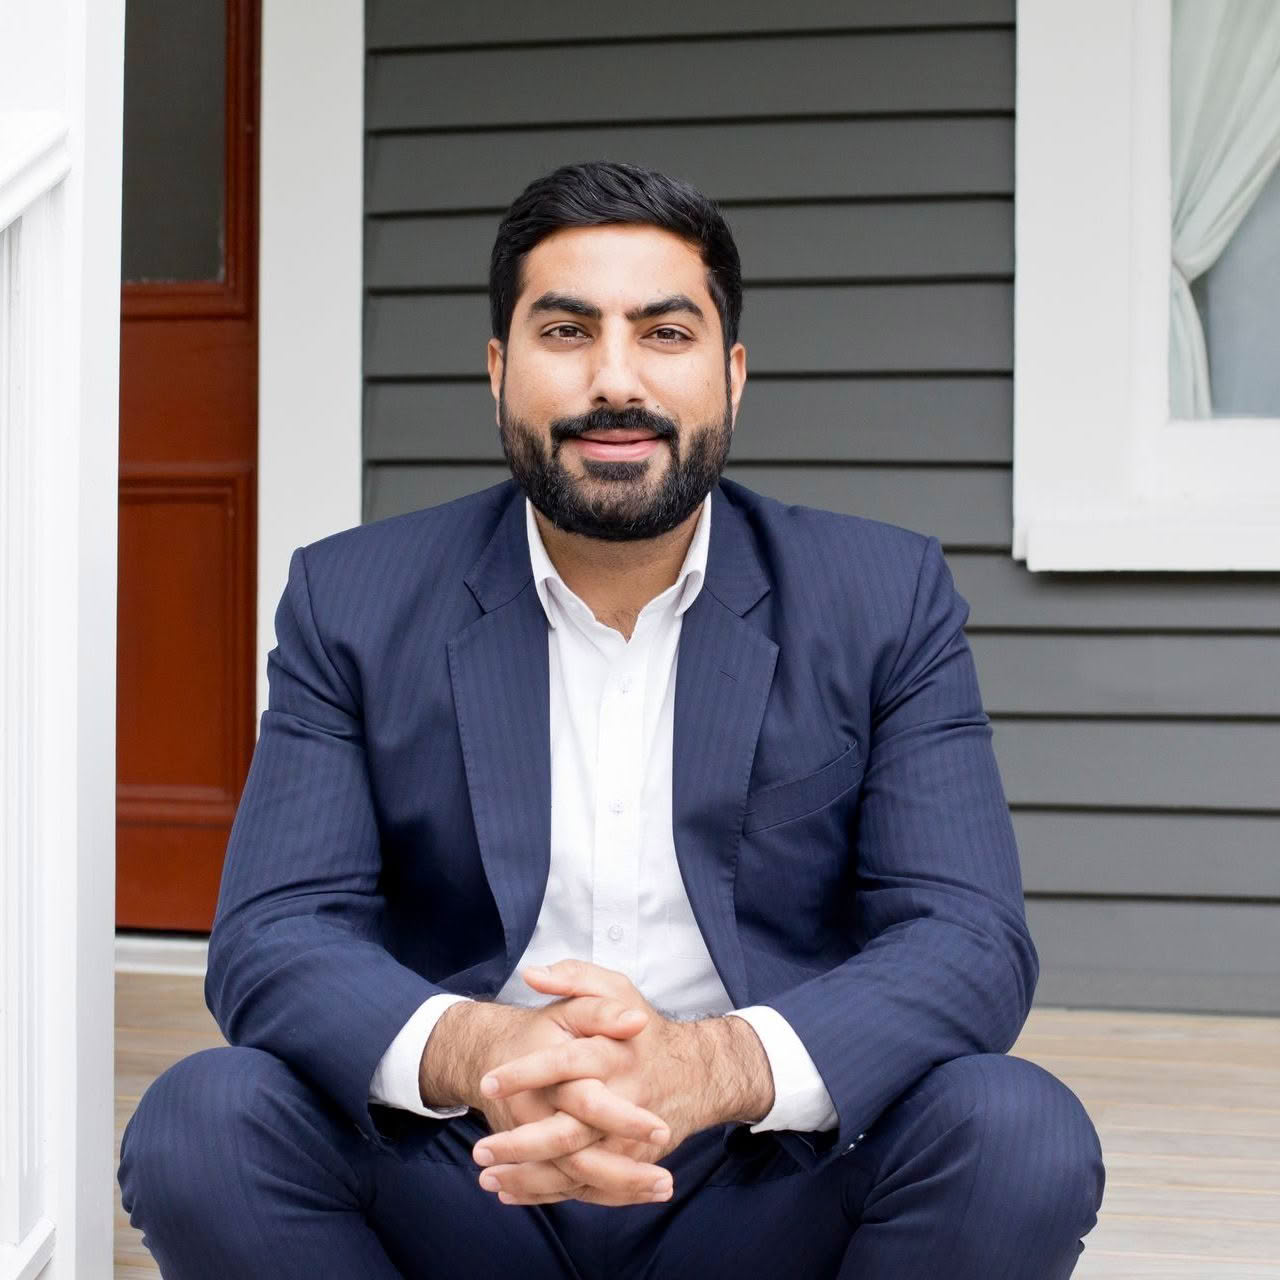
top-left (1170, 0), bottom-right (1280, 418)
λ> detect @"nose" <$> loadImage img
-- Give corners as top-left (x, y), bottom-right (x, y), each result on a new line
top-left (586, 323), bottom-right (646, 409)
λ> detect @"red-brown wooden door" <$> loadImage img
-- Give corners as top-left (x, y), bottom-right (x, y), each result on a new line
top-left (116, 0), bottom-right (260, 931)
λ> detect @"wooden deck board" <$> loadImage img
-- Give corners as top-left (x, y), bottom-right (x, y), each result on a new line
top-left (114, 973), bottom-right (1280, 1277)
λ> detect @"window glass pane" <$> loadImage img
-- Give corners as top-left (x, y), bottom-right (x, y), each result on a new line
top-left (1193, 162), bottom-right (1280, 418)
top-left (1170, 0), bottom-right (1280, 419)
top-left (121, 0), bottom-right (226, 283)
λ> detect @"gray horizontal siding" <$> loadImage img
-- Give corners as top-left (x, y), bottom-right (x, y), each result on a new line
top-left (971, 634), bottom-right (1280, 716)
top-left (1027, 899), bottom-right (1280, 1015)
top-left (949, 554), bottom-right (1280, 631)
top-left (366, 31), bottom-right (1013, 130)
top-left (1015, 812), bottom-right (1280, 898)
top-left (365, 463), bottom-right (1013, 549)
top-left (367, 118), bottom-right (1014, 213)
top-left (365, 379), bottom-right (1013, 464)
top-left (366, 285), bottom-right (1012, 377)
top-left (367, 0), bottom-right (1016, 48)
top-left (363, 3), bottom-right (1280, 1013)
top-left (366, 201), bottom-right (1014, 290)
top-left (993, 720), bottom-right (1280, 812)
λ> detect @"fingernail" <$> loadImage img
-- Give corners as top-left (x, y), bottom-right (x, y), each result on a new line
top-left (650, 1128), bottom-right (669, 1144)
top-left (480, 1075), bottom-right (499, 1096)
top-left (620, 1009), bottom-right (645, 1023)
top-left (650, 1181), bottom-right (672, 1201)
top-left (525, 966), bottom-right (549, 980)
top-left (474, 1146), bottom-right (494, 1166)
top-left (480, 1173), bottom-right (500, 1191)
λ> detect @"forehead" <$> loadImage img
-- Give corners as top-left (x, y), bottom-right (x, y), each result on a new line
top-left (517, 224), bottom-right (710, 312)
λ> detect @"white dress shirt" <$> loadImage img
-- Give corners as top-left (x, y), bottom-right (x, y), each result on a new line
top-left (369, 491), bottom-right (839, 1135)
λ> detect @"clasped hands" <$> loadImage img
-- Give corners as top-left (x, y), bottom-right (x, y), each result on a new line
top-left (448, 959), bottom-right (771, 1209)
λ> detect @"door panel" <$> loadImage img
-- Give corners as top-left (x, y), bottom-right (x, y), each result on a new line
top-left (116, 0), bottom-right (259, 931)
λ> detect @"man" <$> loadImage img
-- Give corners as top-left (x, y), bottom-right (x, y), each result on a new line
top-left (119, 160), bottom-right (1105, 1278)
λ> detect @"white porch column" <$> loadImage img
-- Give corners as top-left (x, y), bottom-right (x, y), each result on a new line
top-left (0, 2), bottom-right (125, 1277)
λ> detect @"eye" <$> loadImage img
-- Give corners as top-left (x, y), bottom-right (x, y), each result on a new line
top-left (650, 327), bottom-right (690, 343)
top-left (543, 324), bottom-right (585, 341)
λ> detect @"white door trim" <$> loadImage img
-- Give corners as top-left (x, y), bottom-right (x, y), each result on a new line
top-left (112, 0), bottom-right (367, 1010)
top-left (257, 0), bottom-right (365, 719)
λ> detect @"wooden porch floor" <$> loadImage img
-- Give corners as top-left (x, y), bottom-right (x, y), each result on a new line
top-left (115, 972), bottom-right (1280, 1278)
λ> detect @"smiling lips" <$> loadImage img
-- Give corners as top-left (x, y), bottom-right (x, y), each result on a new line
top-left (572, 431), bottom-right (664, 461)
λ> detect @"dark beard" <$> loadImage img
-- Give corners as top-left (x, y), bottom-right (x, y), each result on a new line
top-left (497, 374), bottom-right (733, 543)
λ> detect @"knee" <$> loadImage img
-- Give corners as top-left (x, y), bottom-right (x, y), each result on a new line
top-left (918, 1054), bottom-right (1106, 1228)
top-left (118, 1045), bottom-right (305, 1226)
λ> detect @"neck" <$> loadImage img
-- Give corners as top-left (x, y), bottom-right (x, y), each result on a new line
top-left (533, 500), bottom-right (704, 638)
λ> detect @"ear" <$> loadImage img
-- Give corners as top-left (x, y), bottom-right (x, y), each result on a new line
top-left (487, 337), bottom-right (505, 419)
top-left (728, 341), bottom-right (747, 425)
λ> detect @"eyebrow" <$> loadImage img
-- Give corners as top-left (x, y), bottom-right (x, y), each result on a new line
top-left (527, 291), bottom-right (705, 325)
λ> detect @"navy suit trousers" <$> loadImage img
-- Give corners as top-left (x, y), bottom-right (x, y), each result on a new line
top-left (119, 1044), bottom-right (1104, 1279)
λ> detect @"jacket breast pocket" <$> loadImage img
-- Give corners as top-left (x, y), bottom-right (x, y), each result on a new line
top-left (742, 741), bottom-right (864, 835)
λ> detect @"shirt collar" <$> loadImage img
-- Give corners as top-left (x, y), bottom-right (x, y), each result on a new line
top-left (524, 491), bottom-right (712, 631)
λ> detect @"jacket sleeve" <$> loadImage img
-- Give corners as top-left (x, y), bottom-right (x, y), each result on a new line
top-left (764, 534), bottom-right (1039, 1173)
top-left (205, 545), bottom-right (449, 1146)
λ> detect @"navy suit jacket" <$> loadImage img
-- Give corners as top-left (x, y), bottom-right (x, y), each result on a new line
top-left (206, 476), bottom-right (1038, 1174)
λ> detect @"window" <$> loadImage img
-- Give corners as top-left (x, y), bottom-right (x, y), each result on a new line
top-left (1168, 0), bottom-right (1280, 422)
top-left (1013, 0), bottom-right (1280, 570)
top-left (1189, 145), bottom-right (1280, 420)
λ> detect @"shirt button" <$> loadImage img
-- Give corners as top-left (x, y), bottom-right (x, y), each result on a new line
top-left (608, 798), bottom-right (624, 814)
top-left (607, 924), bottom-right (624, 942)
top-left (620, 676), bottom-right (633, 693)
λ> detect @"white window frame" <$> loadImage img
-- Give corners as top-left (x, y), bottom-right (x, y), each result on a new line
top-left (1013, 0), bottom-right (1280, 571)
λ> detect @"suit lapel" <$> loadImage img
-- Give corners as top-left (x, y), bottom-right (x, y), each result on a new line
top-left (448, 487), bottom-right (551, 988)
top-left (672, 486), bottom-right (776, 1006)
top-left (447, 481), bottom-right (776, 1002)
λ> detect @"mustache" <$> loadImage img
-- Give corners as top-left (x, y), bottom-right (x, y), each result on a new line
top-left (549, 405), bottom-right (678, 445)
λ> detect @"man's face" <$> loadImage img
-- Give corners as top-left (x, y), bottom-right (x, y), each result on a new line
top-left (487, 224), bottom-right (747, 541)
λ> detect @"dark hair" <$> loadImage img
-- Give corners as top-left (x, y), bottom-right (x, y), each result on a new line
top-left (489, 160), bottom-right (743, 352)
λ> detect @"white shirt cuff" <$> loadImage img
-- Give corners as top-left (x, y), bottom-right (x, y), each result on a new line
top-left (368, 992), bottom-right (474, 1117)
top-left (726, 1005), bottom-right (840, 1134)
